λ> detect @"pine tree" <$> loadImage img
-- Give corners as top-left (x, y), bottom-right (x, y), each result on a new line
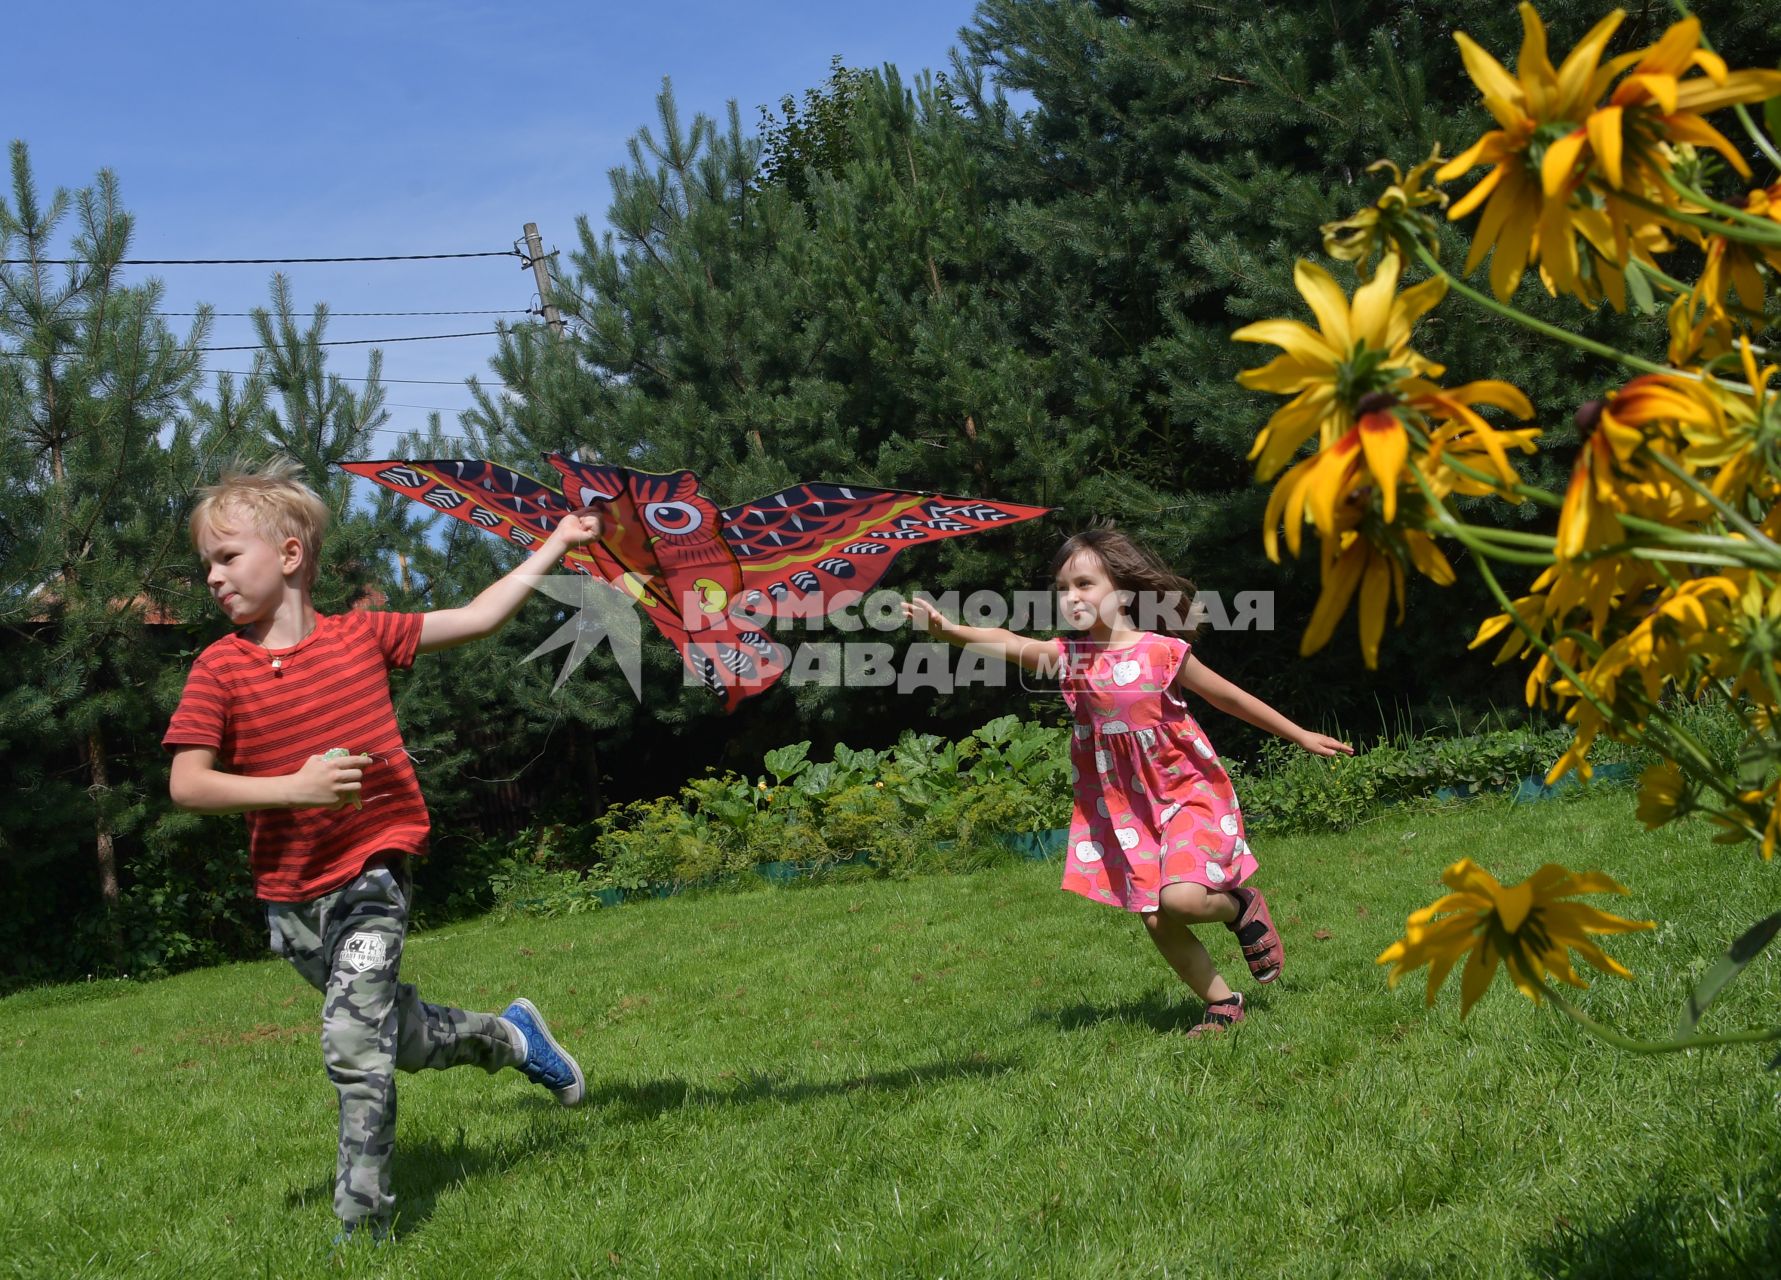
top-left (0, 143), bottom-right (211, 968)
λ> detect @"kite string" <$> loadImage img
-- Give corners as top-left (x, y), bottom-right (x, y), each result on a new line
top-left (359, 746), bottom-right (422, 806)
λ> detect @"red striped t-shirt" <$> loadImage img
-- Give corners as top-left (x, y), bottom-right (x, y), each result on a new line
top-left (163, 611), bottom-right (430, 903)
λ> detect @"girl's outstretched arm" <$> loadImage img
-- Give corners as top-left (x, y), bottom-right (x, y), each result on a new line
top-left (1175, 654), bottom-right (1354, 756)
top-left (902, 597), bottom-right (1060, 676)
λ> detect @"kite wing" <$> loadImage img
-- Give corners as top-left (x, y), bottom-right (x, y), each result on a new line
top-left (340, 459), bottom-right (577, 551)
top-left (721, 483), bottom-right (1053, 617)
top-left (341, 458), bottom-right (1049, 710)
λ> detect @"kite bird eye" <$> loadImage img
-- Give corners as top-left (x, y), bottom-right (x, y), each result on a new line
top-left (643, 501), bottom-right (705, 536)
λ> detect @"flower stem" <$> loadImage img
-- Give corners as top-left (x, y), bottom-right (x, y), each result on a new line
top-left (1542, 981), bottom-right (1781, 1055)
top-left (1430, 450), bottom-right (1563, 510)
top-left (1405, 240), bottom-right (1675, 377)
top-left (1410, 469), bottom-right (1619, 724)
top-left (1623, 179), bottom-right (1781, 247)
top-left (1430, 527), bottom-right (1555, 566)
top-left (1428, 524), bottom-right (1555, 550)
top-left (1646, 449), bottom-right (1781, 556)
top-left (1622, 545), bottom-right (1779, 569)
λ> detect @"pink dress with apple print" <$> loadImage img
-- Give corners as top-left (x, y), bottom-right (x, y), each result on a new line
top-left (1054, 632), bottom-right (1257, 912)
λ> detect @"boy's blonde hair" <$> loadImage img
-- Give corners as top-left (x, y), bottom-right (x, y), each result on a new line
top-left (190, 455), bottom-right (330, 587)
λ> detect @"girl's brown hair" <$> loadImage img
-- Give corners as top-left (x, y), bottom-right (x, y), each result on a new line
top-left (1049, 527), bottom-right (1201, 640)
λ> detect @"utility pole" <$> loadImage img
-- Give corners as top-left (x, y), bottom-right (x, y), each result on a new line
top-left (521, 222), bottom-right (565, 341)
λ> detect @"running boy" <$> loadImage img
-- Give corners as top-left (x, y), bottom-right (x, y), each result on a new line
top-left (164, 456), bottom-right (601, 1241)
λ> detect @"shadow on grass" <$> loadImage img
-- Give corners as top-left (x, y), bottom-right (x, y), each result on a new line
top-left (282, 1055), bottom-right (1017, 1233)
top-left (584, 1054), bottom-right (1019, 1123)
top-left (1520, 1162), bottom-right (1781, 1279)
top-left (1033, 988), bottom-right (1270, 1035)
top-left (284, 1120), bottom-right (577, 1238)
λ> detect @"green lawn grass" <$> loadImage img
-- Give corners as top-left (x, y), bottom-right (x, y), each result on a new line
top-left (5, 789), bottom-right (1780, 1278)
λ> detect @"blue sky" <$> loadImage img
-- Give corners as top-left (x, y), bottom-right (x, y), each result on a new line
top-left (9, 0), bottom-right (989, 449)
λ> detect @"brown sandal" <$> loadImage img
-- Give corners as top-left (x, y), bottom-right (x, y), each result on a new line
top-left (1185, 992), bottom-right (1245, 1038)
top-left (1227, 886), bottom-right (1284, 983)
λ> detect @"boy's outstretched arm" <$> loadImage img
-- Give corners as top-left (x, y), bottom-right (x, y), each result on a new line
top-left (416, 510), bottom-right (603, 654)
top-left (903, 597), bottom-right (1059, 676)
top-left (1175, 654), bottom-right (1354, 756)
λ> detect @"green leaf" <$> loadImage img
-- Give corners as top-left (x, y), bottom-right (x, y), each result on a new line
top-left (1764, 92), bottom-right (1781, 154)
top-left (763, 741), bottom-right (812, 785)
top-left (1678, 911), bottom-right (1781, 1038)
top-left (1623, 258), bottom-right (1656, 316)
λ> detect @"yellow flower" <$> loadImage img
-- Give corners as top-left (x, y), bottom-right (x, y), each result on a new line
top-left (1263, 434), bottom-right (1362, 563)
top-left (1404, 377), bottom-right (1540, 492)
top-left (1586, 20), bottom-right (1781, 190)
top-left (1234, 252), bottom-right (1445, 480)
top-left (1547, 696), bottom-right (1608, 784)
top-left (1377, 857), bottom-right (1655, 1016)
top-left (1580, 575), bottom-right (1739, 706)
top-left (1667, 287), bottom-right (1742, 364)
top-left (1710, 570), bottom-right (1781, 708)
top-left (1254, 373), bottom-right (1528, 670)
top-left (1470, 591), bottom-right (1549, 664)
top-left (1420, 415), bottom-right (1543, 501)
top-left (1554, 379), bottom-right (1712, 565)
top-left (1635, 760), bottom-right (1686, 828)
top-left (1678, 340), bottom-right (1781, 509)
top-left (1554, 400), bottom-right (1636, 562)
top-left (1439, 8), bottom-right (1781, 306)
top-left (1321, 146), bottom-right (1450, 272)
top-left (1691, 186), bottom-right (1781, 322)
top-left (1300, 525), bottom-right (1453, 668)
top-left (1262, 381), bottom-right (1535, 555)
top-left (1735, 778), bottom-right (1781, 860)
top-left (1437, 4), bottom-right (1636, 300)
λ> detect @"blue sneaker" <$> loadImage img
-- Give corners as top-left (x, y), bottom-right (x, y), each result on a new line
top-left (501, 997), bottom-right (585, 1107)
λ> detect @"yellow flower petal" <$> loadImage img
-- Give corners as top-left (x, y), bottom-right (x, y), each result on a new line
top-left (1293, 260), bottom-right (1355, 355)
top-left (1586, 105), bottom-right (1624, 188)
top-left (1448, 162), bottom-right (1504, 219)
top-left (1236, 351), bottom-right (1327, 395)
top-left (1405, 531), bottom-right (1456, 586)
top-left (1357, 545), bottom-right (1392, 667)
top-left (1490, 199), bottom-right (1538, 300)
top-left (1233, 318), bottom-right (1338, 367)
top-left (1663, 113), bottom-right (1754, 178)
top-left (1458, 936), bottom-right (1501, 1017)
top-left (1674, 68), bottom-right (1781, 114)
top-left (1540, 128), bottom-right (1588, 197)
top-left (1349, 253), bottom-right (1402, 346)
top-left (1357, 417), bottom-right (1408, 522)
top-left (1553, 8), bottom-right (1625, 114)
top-left (1452, 32), bottom-right (1527, 128)
top-left (1493, 879), bottom-right (1535, 934)
top-left (1301, 537), bottom-right (1366, 657)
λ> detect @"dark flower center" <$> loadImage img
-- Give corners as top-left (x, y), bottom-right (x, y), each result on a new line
top-left (1574, 399), bottom-right (1605, 439)
top-left (1356, 391), bottom-right (1398, 417)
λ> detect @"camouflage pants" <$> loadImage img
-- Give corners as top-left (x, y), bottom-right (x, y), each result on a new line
top-left (267, 859), bottom-right (521, 1227)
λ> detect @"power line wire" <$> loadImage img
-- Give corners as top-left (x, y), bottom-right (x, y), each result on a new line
top-left (197, 329), bottom-right (501, 351)
top-left (210, 369), bottom-right (510, 387)
top-left (0, 329), bottom-right (505, 354)
top-left (2, 251), bottom-right (522, 265)
top-left (0, 354), bottom-right (516, 390)
top-left (162, 308), bottom-right (532, 317)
